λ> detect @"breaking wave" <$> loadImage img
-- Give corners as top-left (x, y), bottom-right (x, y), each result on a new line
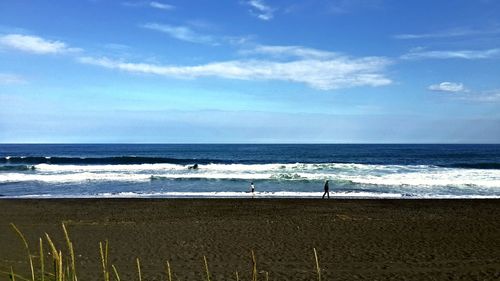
top-left (0, 162), bottom-right (499, 190)
top-left (3, 156), bottom-right (500, 170)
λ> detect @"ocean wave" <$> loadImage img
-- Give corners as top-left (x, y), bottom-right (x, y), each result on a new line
top-left (442, 162), bottom-right (500, 170)
top-left (0, 166), bottom-right (499, 190)
top-left (345, 171), bottom-right (500, 188)
top-left (34, 163), bottom-right (186, 172)
top-left (0, 165), bottom-right (35, 171)
top-left (4, 155), bottom-right (500, 170)
top-left (30, 162), bottom-right (431, 173)
top-left (0, 162), bottom-right (499, 190)
top-left (1, 156), bottom-right (222, 165)
top-left (0, 172), bottom-right (152, 183)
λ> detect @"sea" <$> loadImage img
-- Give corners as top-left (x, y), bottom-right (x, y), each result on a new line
top-left (1, 144), bottom-right (499, 199)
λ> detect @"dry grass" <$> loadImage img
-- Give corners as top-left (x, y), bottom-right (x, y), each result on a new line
top-left (4, 224), bottom-right (323, 281)
top-left (313, 248), bottom-right (321, 281)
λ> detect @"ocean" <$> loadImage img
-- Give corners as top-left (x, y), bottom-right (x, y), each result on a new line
top-left (1, 144), bottom-right (499, 198)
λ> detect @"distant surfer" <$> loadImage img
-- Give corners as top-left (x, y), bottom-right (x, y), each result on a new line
top-left (322, 180), bottom-right (330, 199)
top-left (250, 182), bottom-right (255, 194)
top-left (188, 164), bottom-right (199, 170)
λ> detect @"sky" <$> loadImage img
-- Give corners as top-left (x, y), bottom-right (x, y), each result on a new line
top-left (0, 0), bottom-right (499, 143)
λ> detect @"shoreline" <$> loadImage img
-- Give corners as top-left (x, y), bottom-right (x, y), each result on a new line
top-left (2, 193), bottom-right (500, 199)
top-left (1, 199), bottom-right (499, 280)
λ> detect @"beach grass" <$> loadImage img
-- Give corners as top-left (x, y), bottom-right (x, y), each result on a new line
top-left (165, 261), bottom-right (172, 281)
top-left (313, 248), bottom-right (321, 281)
top-left (10, 223), bottom-right (35, 281)
top-left (5, 223), bottom-right (323, 281)
top-left (2, 199), bottom-right (500, 280)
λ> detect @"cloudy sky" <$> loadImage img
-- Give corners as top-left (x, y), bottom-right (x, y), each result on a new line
top-left (1, 0), bottom-right (499, 143)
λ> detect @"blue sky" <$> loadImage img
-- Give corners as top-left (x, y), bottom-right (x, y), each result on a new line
top-left (0, 0), bottom-right (499, 143)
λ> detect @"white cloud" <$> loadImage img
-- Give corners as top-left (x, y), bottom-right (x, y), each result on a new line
top-left (394, 27), bottom-right (500, 40)
top-left (430, 84), bottom-right (500, 103)
top-left (246, 0), bottom-right (274, 21)
top-left (149, 1), bottom-right (174, 10)
top-left (324, 0), bottom-right (384, 15)
top-left (473, 89), bottom-right (500, 102)
top-left (428, 82), bottom-right (466, 93)
top-left (476, 89), bottom-right (500, 102)
top-left (122, 1), bottom-right (174, 10)
top-left (225, 35), bottom-right (255, 46)
top-left (240, 45), bottom-right (339, 59)
top-left (0, 34), bottom-right (79, 54)
top-left (458, 89), bottom-right (500, 102)
top-left (0, 73), bottom-right (25, 84)
top-left (78, 53), bottom-right (392, 90)
top-left (141, 23), bottom-right (216, 45)
top-left (402, 48), bottom-right (500, 60)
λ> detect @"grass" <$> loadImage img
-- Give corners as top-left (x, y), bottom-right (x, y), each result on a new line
top-left (313, 248), bottom-right (321, 281)
top-left (4, 224), bottom-right (324, 281)
top-left (99, 241), bottom-right (109, 281)
top-left (203, 256), bottom-right (211, 281)
top-left (10, 223), bottom-right (35, 281)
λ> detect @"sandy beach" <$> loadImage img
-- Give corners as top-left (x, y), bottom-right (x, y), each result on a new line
top-left (1, 199), bottom-right (499, 280)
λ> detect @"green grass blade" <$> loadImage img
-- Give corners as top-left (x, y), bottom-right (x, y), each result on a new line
top-left (62, 223), bottom-right (77, 281)
top-left (10, 224), bottom-right (35, 281)
top-left (203, 256), bottom-right (211, 281)
top-left (136, 258), bottom-right (142, 281)
top-left (58, 250), bottom-right (63, 281)
top-left (99, 241), bottom-right (109, 281)
top-left (0, 270), bottom-right (30, 281)
top-left (313, 248), bottom-right (321, 281)
top-left (39, 238), bottom-right (45, 281)
top-left (165, 261), bottom-right (172, 281)
top-left (251, 250), bottom-right (257, 281)
top-left (10, 266), bottom-right (16, 281)
top-left (111, 265), bottom-right (120, 281)
top-left (45, 234), bottom-right (59, 260)
top-left (45, 233), bottom-right (61, 280)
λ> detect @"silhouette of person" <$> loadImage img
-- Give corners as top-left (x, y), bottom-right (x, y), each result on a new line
top-left (322, 180), bottom-right (330, 199)
top-left (250, 182), bottom-right (255, 194)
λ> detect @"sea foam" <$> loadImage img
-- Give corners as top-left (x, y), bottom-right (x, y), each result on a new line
top-left (0, 162), bottom-right (499, 191)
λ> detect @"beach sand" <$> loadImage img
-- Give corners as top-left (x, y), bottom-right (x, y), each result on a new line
top-left (1, 199), bottom-right (499, 280)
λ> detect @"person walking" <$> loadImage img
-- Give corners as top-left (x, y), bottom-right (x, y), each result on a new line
top-left (322, 180), bottom-right (330, 199)
top-left (250, 182), bottom-right (255, 194)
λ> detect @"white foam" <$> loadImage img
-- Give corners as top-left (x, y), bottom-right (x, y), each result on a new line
top-left (8, 191), bottom-right (500, 199)
top-left (30, 162), bottom-right (429, 174)
top-left (0, 172), bottom-right (152, 183)
top-left (342, 168), bottom-right (500, 188)
top-left (1, 162), bottom-right (499, 190)
top-left (35, 163), bottom-right (186, 172)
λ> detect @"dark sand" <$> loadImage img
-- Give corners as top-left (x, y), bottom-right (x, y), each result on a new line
top-left (1, 199), bottom-right (499, 281)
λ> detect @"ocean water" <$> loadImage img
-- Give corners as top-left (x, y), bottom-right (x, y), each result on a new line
top-left (1, 144), bottom-right (499, 199)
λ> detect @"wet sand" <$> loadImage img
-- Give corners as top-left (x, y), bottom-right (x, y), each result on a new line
top-left (1, 199), bottom-right (499, 280)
